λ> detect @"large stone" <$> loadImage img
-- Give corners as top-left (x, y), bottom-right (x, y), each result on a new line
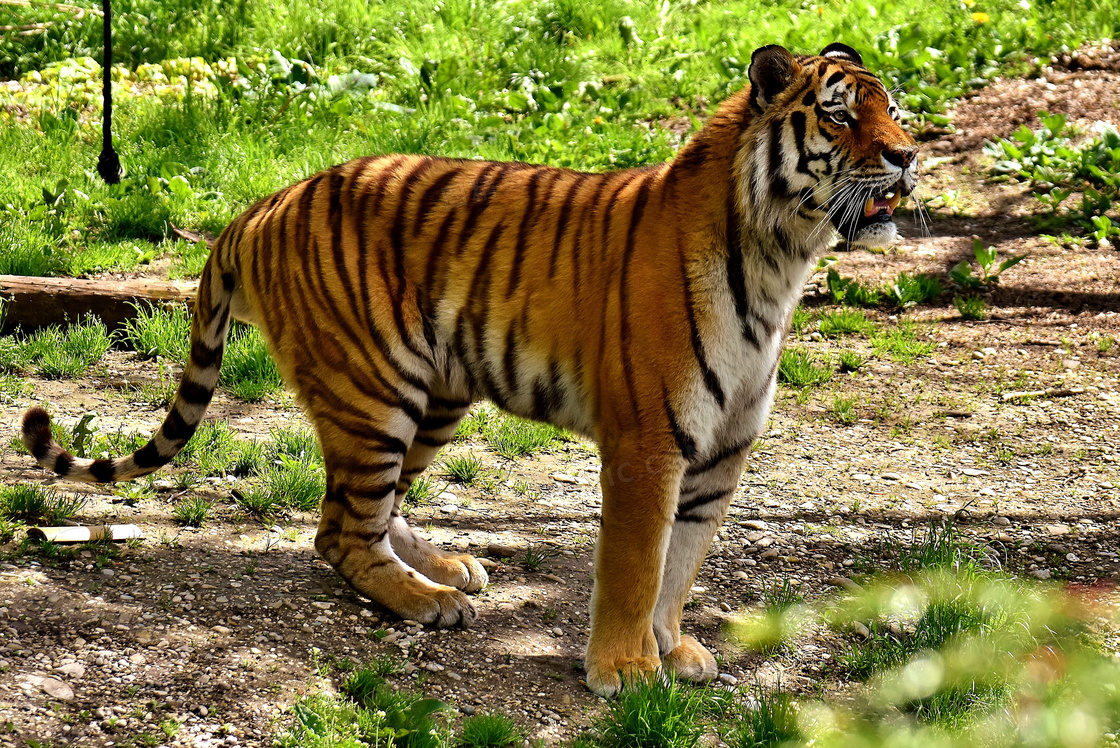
top-left (40, 677), bottom-right (74, 701)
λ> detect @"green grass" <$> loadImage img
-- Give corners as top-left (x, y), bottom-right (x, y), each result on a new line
top-left (0, 317), bottom-right (112, 378)
top-left (726, 687), bottom-right (800, 748)
top-left (837, 350), bottom-right (866, 373)
top-left (482, 415), bottom-right (566, 459)
top-left (456, 714), bottom-right (522, 748)
top-left (830, 395), bottom-right (859, 425)
top-left (818, 309), bottom-right (875, 337)
top-left (172, 496), bottom-right (213, 527)
top-left (584, 675), bottom-right (709, 748)
top-left (870, 322), bottom-right (937, 364)
top-left (778, 348), bottom-right (833, 388)
top-left (404, 475), bottom-right (440, 506)
top-left (220, 325), bottom-right (283, 401)
top-left (123, 303), bottom-right (191, 362)
top-left (442, 453), bottom-right (484, 485)
top-left (0, 484), bottom-right (85, 524)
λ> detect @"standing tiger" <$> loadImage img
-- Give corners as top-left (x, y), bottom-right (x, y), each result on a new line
top-left (22, 43), bottom-right (918, 696)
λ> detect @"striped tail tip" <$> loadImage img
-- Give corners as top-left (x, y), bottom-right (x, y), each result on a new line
top-left (20, 406), bottom-right (77, 478)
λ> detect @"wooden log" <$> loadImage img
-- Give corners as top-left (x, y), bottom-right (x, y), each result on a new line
top-left (0, 275), bottom-right (198, 334)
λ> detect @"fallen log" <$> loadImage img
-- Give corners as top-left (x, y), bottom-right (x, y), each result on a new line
top-left (0, 274), bottom-right (198, 334)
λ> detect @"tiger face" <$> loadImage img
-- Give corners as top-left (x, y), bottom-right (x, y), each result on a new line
top-left (747, 43), bottom-right (919, 249)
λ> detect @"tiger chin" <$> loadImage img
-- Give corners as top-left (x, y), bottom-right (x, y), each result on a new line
top-left (20, 43), bottom-right (918, 697)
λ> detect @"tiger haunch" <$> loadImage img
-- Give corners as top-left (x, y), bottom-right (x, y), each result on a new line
top-left (20, 43), bottom-right (918, 697)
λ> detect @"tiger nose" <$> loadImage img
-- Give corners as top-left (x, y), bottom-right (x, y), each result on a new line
top-left (883, 145), bottom-right (918, 169)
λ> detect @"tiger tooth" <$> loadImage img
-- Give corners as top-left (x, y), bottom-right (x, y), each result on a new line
top-left (887, 192), bottom-right (902, 211)
top-left (863, 197), bottom-right (876, 217)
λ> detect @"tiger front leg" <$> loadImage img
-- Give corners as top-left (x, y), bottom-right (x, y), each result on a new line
top-left (653, 449), bottom-right (746, 682)
top-left (584, 441), bottom-right (682, 697)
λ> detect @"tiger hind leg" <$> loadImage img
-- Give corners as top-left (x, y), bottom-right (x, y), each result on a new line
top-left (313, 416), bottom-right (477, 628)
top-left (389, 398), bottom-right (488, 593)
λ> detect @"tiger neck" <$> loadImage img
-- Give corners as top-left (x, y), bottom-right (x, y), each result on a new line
top-left (671, 96), bottom-right (826, 339)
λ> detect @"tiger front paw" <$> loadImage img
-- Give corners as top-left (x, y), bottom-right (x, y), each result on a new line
top-left (661, 634), bottom-right (717, 683)
top-left (584, 653), bottom-right (662, 698)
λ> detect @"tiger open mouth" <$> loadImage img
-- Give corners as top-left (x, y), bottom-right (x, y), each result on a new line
top-left (857, 180), bottom-right (904, 226)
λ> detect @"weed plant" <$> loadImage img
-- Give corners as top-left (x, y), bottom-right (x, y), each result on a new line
top-left (2, 317), bottom-right (112, 378)
top-left (870, 323), bottom-right (936, 364)
top-left (172, 496), bottom-right (213, 526)
top-left (953, 294), bottom-right (987, 320)
top-left (482, 416), bottom-right (565, 459)
top-left (123, 303), bottom-right (191, 362)
top-left (831, 395), bottom-right (859, 425)
top-left (726, 686), bottom-right (801, 748)
top-left (443, 454), bottom-right (484, 484)
top-left (778, 348), bottom-right (833, 388)
top-left (456, 714), bottom-right (522, 748)
top-left (0, 484), bottom-right (85, 524)
top-left (818, 309), bottom-right (874, 337)
top-left (886, 273), bottom-right (943, 309)
top-left (837, 351), bottom-right (866, 373)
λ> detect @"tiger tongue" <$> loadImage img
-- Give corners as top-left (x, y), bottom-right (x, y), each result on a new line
top-left (863, 197), bottom-right (893, 217)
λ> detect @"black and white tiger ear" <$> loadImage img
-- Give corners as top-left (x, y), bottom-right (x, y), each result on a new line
top-left (748, 45), bottom-right (799, 113)
top-left (819, 43), bottom-right (863, 66)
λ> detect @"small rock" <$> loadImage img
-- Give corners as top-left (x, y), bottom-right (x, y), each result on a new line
top-left (488, 544), bottom-right (519, 558)
top-left (719, 602), bottom-right (732, 613)
top-left (732, 571), bottom-right (749, 581)
top-left (101, 568), bottom-right (115, 577)
top-left (424, 662), bottom-right (445, 672)
top-left (993, 516), bottom-right (1011, 526)
top-left (461, 704), bottom-right (476, 715)
top-left (718, 673), bottom-right (738, 685)
top-left (40, 677), bottom-right (74, 701)
top-left (1030, 569), bottom-right (1052, 580)
top-left (54, 663), bottom-right (85, 680)
top-left (739, 520), bottom-right (768, 531)
top-left (852, 473), bottom-right (872, 481)
top-left (880, 472), bottom-right (902, 482)
top-left (211, 625), bottom-right (233, 635)
top-left (825, 576), bottom-right (861, 592)
top-left (196, 705), bottom-right (209, 717)
top-left (759, 549), bottom-right (779, 559)
top-left (477, 557), bottom-right (497, 570)
top-left (961, 468), bottom-right (989, 477)
top-left (1066, 553), bottom-right (1079, 563)
top-left (1046, 524), bottom-right (1070, 536)
top-left (754, 537), bottom-right (774, 548)
top-left (551, 628), bottom-right (564, 636)
top-left (851, 622), bottom-right (870, 639)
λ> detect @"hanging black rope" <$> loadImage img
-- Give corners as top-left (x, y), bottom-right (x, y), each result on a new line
top-left (96, 0), bottom-right (121, 184)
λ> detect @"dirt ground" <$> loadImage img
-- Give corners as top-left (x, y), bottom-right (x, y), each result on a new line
top-left (1, 65), bottom-right (1120, 748)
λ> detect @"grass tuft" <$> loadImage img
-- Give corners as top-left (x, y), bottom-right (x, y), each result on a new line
top-left (954, 294), bottom-right (987, 320)
top-left (482, 416), bottom-right (565, 459)
top-left (443, 453), bottom-right (484, 485)
top-left (871, 322), bottom-right (937, 364)
top-left (818, 309), bottom-right (875, 337)
top-left (778, 348), bottom-right (833, 388)
top-left (456, 714), bottom-right (522, 748)
top-left (123, 303), bottom-right (191, 362)
top-left (172, 496), bottom-right (213, 527)
top-left (0, 484), bottom-right (85, 524)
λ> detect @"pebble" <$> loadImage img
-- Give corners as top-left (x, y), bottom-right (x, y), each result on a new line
top-left (718, 673), bottom-right (738, 685)
top-left (1066, 553), bottom-right (1079, 563)
top-left (462, 705), bottom-right (476, 715)
top-left (1046, 524), bottom-right (1070, 536)
top-left (732, 571), bottom-right (749, 581)
top-left (993, 516), bottom-right (1011, 526)
top-left (852, 473), bottom-right (872, 481)
top-left (1030, 569), bottom-right (1052, 580)
top-left (719, 602), bottom-right (732, 613)
top-left (825, 576), bottom-right (861, 592)
top-left (851, 622), bottom-right (870, 639)
top-left (759, 549), bottom-right (779, 559)
top-left (54, 663), bottom-right (85, 679)
top-left (551, 628), bottom-right (564, 636)
top-left (488, 544), bottom-right (519, 558)
top-left (961, 468), bottom-right (989, 476)
top-left (211, 625), bottom-right (233, 635)
top-left (40, 677), bottom-right (74, 701)
top-left (424, 662), bottom-right (445, 672)
top-left (739, 520), bottom-right (768, 531)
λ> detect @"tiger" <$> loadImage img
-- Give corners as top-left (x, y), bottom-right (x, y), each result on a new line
top-left (21, 42), bottom-right (918, 696)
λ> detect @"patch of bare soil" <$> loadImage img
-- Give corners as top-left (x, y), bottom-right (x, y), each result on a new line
top-left (934, 43), bottom-right (1120, 155)
top-left (2, 75), bottom-right (1120, 748)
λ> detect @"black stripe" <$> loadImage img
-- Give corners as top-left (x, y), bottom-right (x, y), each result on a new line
top-left (685, 438), bottom-right (753, 476)
top-left (456, 163), bottom-right (506, 255)
top-left (769, 118), bottom-right (791, 198)
top-left (161, 407), bottom-right (195, 443)
top-left (548, 174), bottom-right (586, 279)
top-left (389, 161), bottom-right (437, 363)
top-left (413, 434), bottom-right (448, 448)
top-left (678, 242), bottom-right (725, 409)
top-left (132, 441), bottom-right (170, 470)
top-left (664, 396), bottom-right (697, 460)
top-left (53, 452), bottom-right (74, 477)
top-left (675, 514), bottom-right (717, 524)
top-left (617, 172), bottom-right (655, 416)
top-left (419, 411), bottom-right (464, 431)
top-left (328, 168), bottom-right (364, 329)
top-left (178, 379), bottom-right (213, 405)
top-left (825, 70), bottom-right (845, 88)
top-left (677, 488), bottom-right (733, 517)
top-left (507, 168), bottom-right (548, 299)
top-left (189, 340), bottom-right (223, 369)
top-left (221, 272), bottom-right (234, 291)
top-left (502, 323), bottom-right (519, 397)
top-left (723, 198), bottom-right (761, 350)
top-left (413, 167), bottom-right (458, 237)
top-left (88, 459), bottom-right (116, 483)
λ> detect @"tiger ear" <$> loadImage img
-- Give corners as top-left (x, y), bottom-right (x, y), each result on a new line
top-left (819, 43), bottom-right (863, 66)
top-left (748, 45), bottom-right (800, 113)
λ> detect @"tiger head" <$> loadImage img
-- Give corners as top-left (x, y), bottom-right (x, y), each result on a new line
top-left (745, 43), bottom-right (919, 249)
